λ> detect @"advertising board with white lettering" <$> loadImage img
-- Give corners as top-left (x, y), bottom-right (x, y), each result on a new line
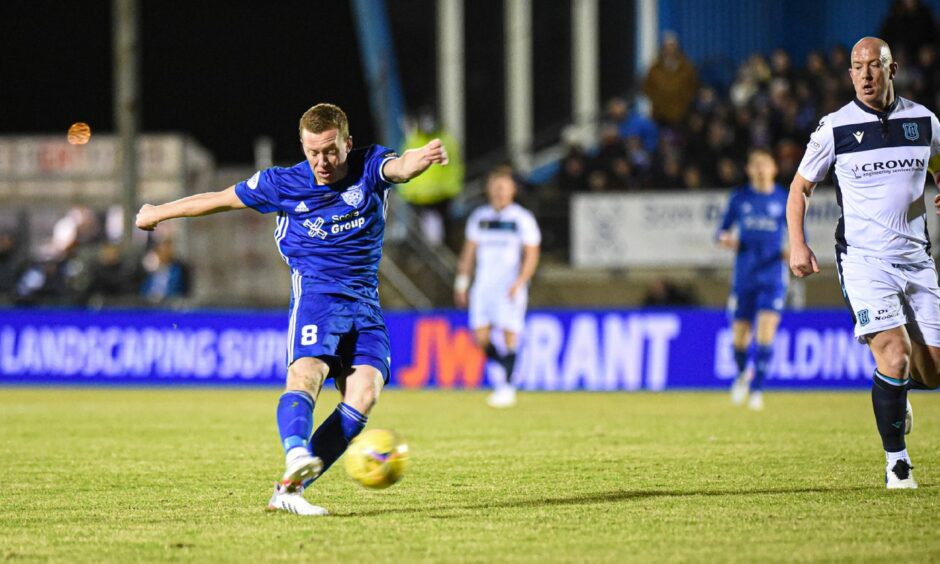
top-left (0, 308), bottom-right (874, 389)
top-left (571, 189), bottom-right (940, 268)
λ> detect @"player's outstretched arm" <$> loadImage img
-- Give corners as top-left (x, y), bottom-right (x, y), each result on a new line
top-left (454, 240), bottom-right (476, 308)
top-left (136, 186), bottom-right (246, 231)
top-left (383, 139), bottom-right (449, 184)
top-left (786, 172), bottom-right (819, 278)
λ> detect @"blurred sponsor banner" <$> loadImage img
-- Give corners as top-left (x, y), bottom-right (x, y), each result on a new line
top-left (0, 308), bottom-right (874, 389)
top-left (571, 189), bottom-right (938, 267)
top-left (0, 135), bottom-right (213, 203)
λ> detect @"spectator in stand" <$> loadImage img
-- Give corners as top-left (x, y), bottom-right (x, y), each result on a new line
top-left (643, 31), bottom-right (699, 127)
top-left (682, 165), bottom-right (704, 190)
top-left (650, 152), bottom-right (684, 189)
top-left (770, 49), bottom-right (796, 86)
top-left (557, 145), bottom-right (589, 193)
top-left (0, 230), bottom-right (26, 300)
top-left (397, 107), bottom-right (464, 248)
top-left (880, 0), bottom-right (938, 64)
top-left (140, 238), bottom-right (190, 304)
top-left (624, 135), bottom-right (652, 183)
top-left (88, 242), bottom-right (141, 304)
top-left (615, 95), bottom-right (659, 154)
top-left (716, 158), bottom-right (742, 188)
top-left (587, 170), bottom-right (611, 192)
top-left (909, 44), bottom-right (940, 108)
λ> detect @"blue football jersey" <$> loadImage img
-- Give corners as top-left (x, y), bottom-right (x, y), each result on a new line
top-left (717, 183), bottom-right (789, 290)
top-left (235, 145), bottom-right (399, 303)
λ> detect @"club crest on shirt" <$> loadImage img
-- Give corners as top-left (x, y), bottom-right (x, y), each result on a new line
top-left (857, 309), bottom-right (870, 326)
top-left (903, 122), bottom-right (919, 141)
top-left (341, 185), bottom-right (363, 207)
top-left (767, 202), bottom-right (783, 217)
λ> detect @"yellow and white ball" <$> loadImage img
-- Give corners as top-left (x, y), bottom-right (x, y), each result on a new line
top-left (344, 429), bottom-right (409, 489)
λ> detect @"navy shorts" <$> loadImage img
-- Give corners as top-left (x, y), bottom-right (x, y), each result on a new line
top-left (728, 285), bottom-right (786, 321)
top-left (287, 273), bottom-right (390, 383)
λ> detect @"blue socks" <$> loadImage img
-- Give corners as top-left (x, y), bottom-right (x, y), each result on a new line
top-left (751, 345), bottom-right (773, 391)
top-left (308, 402), bottom-right (368, 482)
top-left (872, 369), bottom-right (908, 453)
top-left (276, 390), bottom-right (315, 452)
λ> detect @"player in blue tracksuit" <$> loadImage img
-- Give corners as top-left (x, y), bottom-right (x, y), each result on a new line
top-left (716, 148), bottom-right (789, 410)
top-left (136, 103), bottom-right (448, 515)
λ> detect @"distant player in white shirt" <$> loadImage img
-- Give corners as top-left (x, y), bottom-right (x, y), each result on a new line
top-left (788, 37), bottom-right (940, 489)
top-left (455, 166), bottom-right (541, 408)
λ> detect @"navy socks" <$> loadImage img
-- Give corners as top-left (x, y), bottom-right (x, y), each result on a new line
top-left (871, 370), bottom-right (908, 453)
top-left (751, 345), bottom-right (773, 391)
top-left (309, 402), bottom-right (368, 478)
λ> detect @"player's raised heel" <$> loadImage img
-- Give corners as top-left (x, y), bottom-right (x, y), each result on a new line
top-left (905, 399), bottom-right (913, 435)
top-left (267, 483), bottom-right (329, 516)
top-left (885, 459), bottom-right (917, 489)
top-left (281, 453), bottom-right (323, 492)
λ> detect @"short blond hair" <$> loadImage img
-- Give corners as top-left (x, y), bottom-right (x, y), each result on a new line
top-left (299, 103), bottom-right (349, 139)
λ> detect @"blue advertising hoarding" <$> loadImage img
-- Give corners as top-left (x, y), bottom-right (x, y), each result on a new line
top-left (0, 308), bottom-right (874, 389)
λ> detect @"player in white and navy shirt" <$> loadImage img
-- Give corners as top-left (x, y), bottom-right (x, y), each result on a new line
top-left (788, 38), bottom-right (940, 489)
top-left (454, 166), bottom-right (541, 408)
top-left (136, 103), bottom-right (448, 514)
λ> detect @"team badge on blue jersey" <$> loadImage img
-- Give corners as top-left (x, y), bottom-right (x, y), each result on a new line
top-left (857, 309), bottom-right (870, 326)
top-left (903, 122), bottom-right (919, 141)
top-left (341, 185), bottom-right (364, 207)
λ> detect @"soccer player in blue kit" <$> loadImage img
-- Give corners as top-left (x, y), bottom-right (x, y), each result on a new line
top-left (716, 149), bottom-right (789, 411)
top-left (136, 103), bottom-right (448, 515)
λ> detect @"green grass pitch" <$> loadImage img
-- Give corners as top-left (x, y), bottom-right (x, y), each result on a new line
top-left (2, 388), bottom-right (940, 562)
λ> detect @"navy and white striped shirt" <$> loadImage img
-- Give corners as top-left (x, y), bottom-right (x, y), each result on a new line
top-left (798, 97), bottom-right (940, 263)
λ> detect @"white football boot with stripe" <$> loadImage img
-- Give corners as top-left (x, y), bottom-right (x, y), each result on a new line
top-left (267, 482), bottom-right (329, 516)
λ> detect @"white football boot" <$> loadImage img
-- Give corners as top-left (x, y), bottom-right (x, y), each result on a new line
top-left (905, 399), bottom-right (913, 435)
top-left (487, 386), bottom-right (517, 408)
top-left (885, 459), bottom-right (917, 489)
top-left (747, 391), bottom-right (764, 411)
top-left (267, 482), bottom-right (329, 516)
top-left (281, 450), bottom-right (323, 493)
top-left (730, 373), bottom-right (749, 405)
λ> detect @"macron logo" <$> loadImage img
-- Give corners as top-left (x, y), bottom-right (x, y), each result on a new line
top-left (853, 131), bottom-right (864, 144)
top-left (294, 201), bottom-right (309, 213)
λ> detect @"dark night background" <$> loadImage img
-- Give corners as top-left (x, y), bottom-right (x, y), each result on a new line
top-left (1, 1), bottom-right (634, 166)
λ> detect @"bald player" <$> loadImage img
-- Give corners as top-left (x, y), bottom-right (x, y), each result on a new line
top-left (788, 37), bottom-right (940, 489)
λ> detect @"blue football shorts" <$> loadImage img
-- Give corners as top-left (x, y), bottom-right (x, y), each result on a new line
top-left (286, 273), bottom-right (390, 383)
top-left (728, 284), bottom-right (786, 321)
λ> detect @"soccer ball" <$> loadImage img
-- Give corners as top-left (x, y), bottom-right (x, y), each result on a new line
top-left (344, 429), bottom-right (409, 489)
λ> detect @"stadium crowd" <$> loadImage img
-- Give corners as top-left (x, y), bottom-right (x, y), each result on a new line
top-left (534, 0), bottom-right (939, 257)
top-left (0, 206), bottom-right (189, 307)
top-left (556, 26), bottom-right (939, 194)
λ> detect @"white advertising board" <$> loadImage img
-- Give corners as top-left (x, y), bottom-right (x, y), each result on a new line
top-left (572, 189), bottom-right (939, 267)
